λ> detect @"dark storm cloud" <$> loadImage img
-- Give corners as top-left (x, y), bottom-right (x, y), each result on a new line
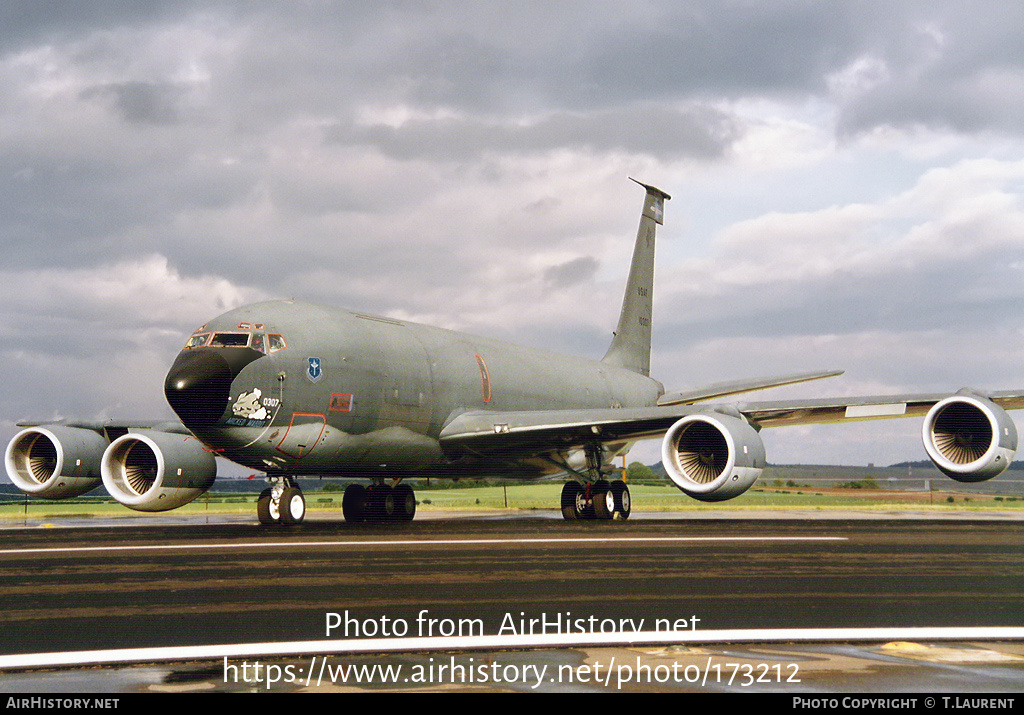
top-left (303, 2), bottom-right (863, 111)
top-left (832, 4), bottom-right (1024, 136)
top-left (0, 1), bottom-right (221, 52)
top-left (659, 258), bottom-right (1024, 351)
top-left (4, 1), bottom-right (1023, 286)
top-left (543, 256), bottom-right (600, 292)
top-left (571, 2), bottom-right (858, 101)
top-left (837, 62), bottom-right (1024, 138)
top-left (331, 104), bottom-right (740, 161)
top-left (79, 81), bottom-right (187, 125)
top-left (3, 2), bottom-right (1022, 129)
top-left (0, 143), bottom-right (259, 272)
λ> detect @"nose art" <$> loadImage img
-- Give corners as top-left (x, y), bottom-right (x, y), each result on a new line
top-left (164, 350), bottom-right (234, 428)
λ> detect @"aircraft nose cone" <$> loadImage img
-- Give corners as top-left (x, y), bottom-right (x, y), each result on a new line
top-left (164, 350), bottom-right (234, 429)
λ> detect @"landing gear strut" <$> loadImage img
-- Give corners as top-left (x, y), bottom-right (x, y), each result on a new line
top-left (561, 479), bottom-right (630, 520)
top-left (257, 477), bottom-right (306, 525)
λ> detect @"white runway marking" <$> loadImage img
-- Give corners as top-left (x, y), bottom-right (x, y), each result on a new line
top-left (1, 627), bottom-right (1022, 671)
top-left (0, 535), bottom-right (846, 556)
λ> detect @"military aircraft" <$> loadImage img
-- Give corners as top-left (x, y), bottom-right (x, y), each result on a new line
top-left (6, 179), bottom-right (1023, 524)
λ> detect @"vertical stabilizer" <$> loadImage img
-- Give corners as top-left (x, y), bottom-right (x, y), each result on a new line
top-left (601, 178), bottom-right (670, 377)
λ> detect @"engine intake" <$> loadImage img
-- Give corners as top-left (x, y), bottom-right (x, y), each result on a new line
top-left (662, 413), bottom-right (766, 502)
top-left (101, 431), bottom-right (217, 511)
top-left (923, 394), bottom-right (1017, 482)
top-left (5, 426), bottom-right (107, 499)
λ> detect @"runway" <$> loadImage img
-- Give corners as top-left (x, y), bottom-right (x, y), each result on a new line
top-left (1, 512), bottom-right (1023, 691)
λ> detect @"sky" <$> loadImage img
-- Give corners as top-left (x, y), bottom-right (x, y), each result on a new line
top-left (2, 1), bottom-right (1024, 473)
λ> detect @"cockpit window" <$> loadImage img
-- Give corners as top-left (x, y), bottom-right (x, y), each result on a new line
top-left (184, 326), bottom-right (284, 352)
top-left (250, 332), bottom-right (266, 354)
top-left (268, 334), bottom-right (287, 353)
top-left (184, 333), bottom-right (210, 349)
top-left (210, 332), bottom-right (251, 348)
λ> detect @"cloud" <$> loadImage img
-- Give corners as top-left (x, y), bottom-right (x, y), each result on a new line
top-left (1, 254), bottom-right (264, 325)
top-left (656, 158), bottom-right (1024, 341)
top-left (543, 256), bottom-right (600, 292)
top-left (3, 1), bottom-right (1024, 468)
top-left (833, 5), bottom-right (1024, 137)
top-left (331, 104), bottom-right (741, 161)
top-left (0, 255), bottom-right (267, 404)
top-left (79, 80), bottom-right (188, 125)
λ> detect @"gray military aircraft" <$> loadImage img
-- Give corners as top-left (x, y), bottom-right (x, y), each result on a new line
top-left (6, 179), bottom-right (1024, 524)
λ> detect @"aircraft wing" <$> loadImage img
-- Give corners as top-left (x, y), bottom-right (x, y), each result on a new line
top-left (440, 404), bottom-right (693, 456)
top-left (656, 369), bottom-right (844, 406)
top-left (439, 386), bottom-right (1024, 504)
top-left (14, 418), bottom-right (190, 434)
top-left (439, 389), bottom-right (1024, 457)
top-left (739, 390), bottom-right (1024, 427)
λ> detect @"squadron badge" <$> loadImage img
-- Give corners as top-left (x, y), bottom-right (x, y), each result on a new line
top-left (307, 356), bottom-right (323, 382)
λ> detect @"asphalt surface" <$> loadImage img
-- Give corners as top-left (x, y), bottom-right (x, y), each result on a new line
top-left (1, 511), bottom-right (1023, 692)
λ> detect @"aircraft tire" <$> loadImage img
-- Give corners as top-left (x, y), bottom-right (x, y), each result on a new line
top-left (364, 486), bottom-right (381, 521)
top-left (257, 488), bottom-right (280, 525)
top-left (560, 481), bottom-right (585, 520)
top-left (342, 484), bottom-right (366, 523)
top-left (594, 489), bottom-right (613, 519)
top-left (592, 480), bottom-right (612, 519)
top-left (366, 485), bottom-right (396, 522)
top-left (381, 487), bottom-right (396, 521)
top-left (280, 487), bottom-right (306, 525)
top-left (394, 483), bottom-right (416, 522)
top-left (610, 480), bottom-right (631, 520)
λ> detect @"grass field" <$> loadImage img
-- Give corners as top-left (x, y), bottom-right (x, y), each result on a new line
top-left (2, 482), bottom-right (1022, 519)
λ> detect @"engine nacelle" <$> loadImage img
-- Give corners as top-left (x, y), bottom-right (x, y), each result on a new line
top-left (5, 426), bottom-right (107, 499)
top-left (101, 431), bottom-right (217, 511)
top-left (661, 413), bottom-right (766, 502)
top-left (923, 394), bottom-right (1018, 483)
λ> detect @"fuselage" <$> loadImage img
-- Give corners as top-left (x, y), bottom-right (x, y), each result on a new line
top-left (164, 299), bottom-right (664, 479)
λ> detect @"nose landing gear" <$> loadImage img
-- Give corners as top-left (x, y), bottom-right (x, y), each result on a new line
top-left (257, 477), bottom-right (307, 525)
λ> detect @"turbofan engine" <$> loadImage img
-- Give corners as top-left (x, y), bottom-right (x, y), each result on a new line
top-left (661, 412), bottom-right (766, 502)
top-left (101, 431), bottom-right (217, 511)
top-left (923, 393), bottom-right (1018, 482)
top-left (5, 426), bottom-right (107, 499)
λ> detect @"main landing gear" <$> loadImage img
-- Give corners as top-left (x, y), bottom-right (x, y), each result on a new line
top-left (256, 478), bottom-right (417, 525)
top-left (561, 479), bottom-right (631, 520)
top-left (341, 482), bottom-right (416, 523)
top-left (257, 477), bottom-right (306, 525)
